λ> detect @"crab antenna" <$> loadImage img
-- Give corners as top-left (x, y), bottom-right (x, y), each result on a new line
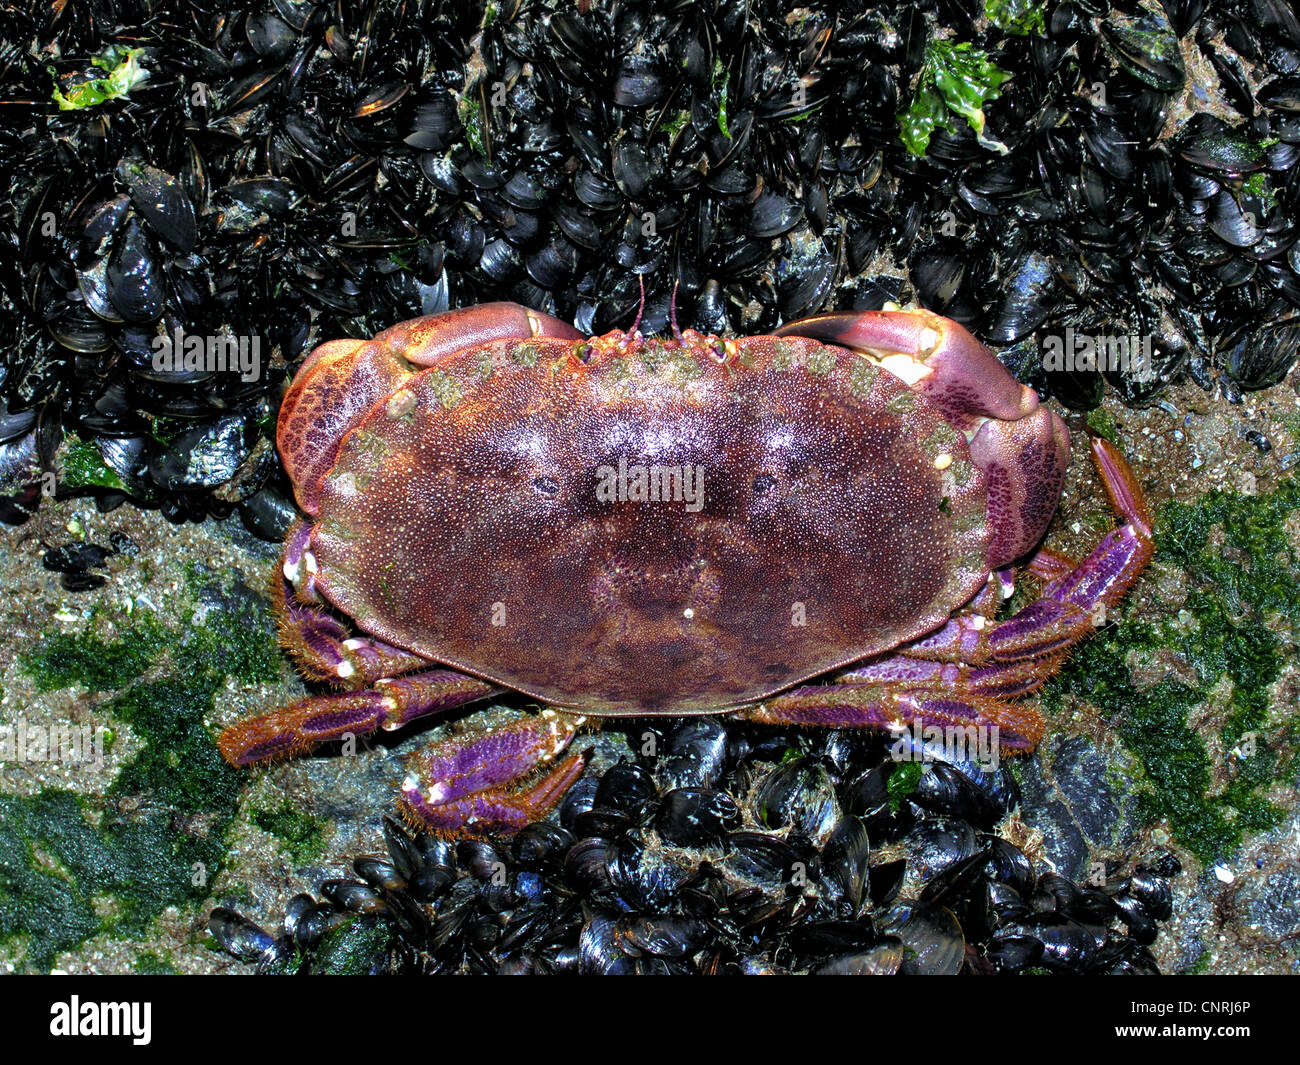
top-left (628, 274), bottom-right (646, 336)
top-left (669, 280), bottom-right (682, 342)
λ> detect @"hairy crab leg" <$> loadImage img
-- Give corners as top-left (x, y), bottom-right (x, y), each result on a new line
top-left (398, 710), bottom-right (590, 836)
top-left (838, 653), bottom-right (1068, 700)
top-left (1024, 545), bottom-right (1077, 583)
top-left (274, 521), bottom-right (433, 686)
top-left (217, 669), bottom-right (498, 765)
top-left (963, 568), bottom-right (1016, 618)
top-left (277, 591), bottom-right (429, 687)
top-left (976, 436), bottom-right (1153, 664)
top-left (742, 683), bottom-right (1044, 752)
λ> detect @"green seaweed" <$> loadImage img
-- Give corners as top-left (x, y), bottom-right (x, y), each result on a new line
top-left (1041, 478), bottom-right (1300, 863)
top-left (19, 615), bottom-right (166, 693)
top-left (899, 40), bottom-right (1012, 157)
top-left (109, 677), bottom-right (242, 814)
top-left (177, 564), bottom-right (282, 685)
top-left (253, 802), bottom-right (330, 865)
top-left (714, 59), bottom-right (731, 138)
top-left (312, 917), bottom-right (395, 975)
top-left (985, 0), bottom-right (1046, 35)
top-left (458, 84), bottom-right (490, 161)
top-left (887, 761), bottom-right (924, 809)
top-left (59, 436), bottom-right (129, 492)
top-left (1085, 408), bottom-right (1120, 445)
top-left (2, 572), bottom-right (278, 971)
top-left (661, 109), bottom-right (690, 140)
top-left (50, 45), bottom-right (148, 111)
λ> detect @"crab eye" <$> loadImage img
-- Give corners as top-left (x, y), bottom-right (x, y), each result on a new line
top-left (532, 475), bottom-right (560, 498)
top-left (752, 473), bottom-right (776, 494)
top-left (710, 340), bottom-right (728, 362)
top-left (573, 343), bottom-right (595, 364)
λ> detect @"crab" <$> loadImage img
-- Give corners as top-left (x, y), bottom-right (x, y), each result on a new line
top-left (218, 301), bottom-right (1153, 836)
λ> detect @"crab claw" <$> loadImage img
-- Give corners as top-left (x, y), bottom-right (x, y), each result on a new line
top-left (278, 303), bottom-right (581, 514)
top-left (968, 405), bottom-right (1071, 566)
top-left (774, 309), bottom-right (1037, 429)
top-left (775, 308), bottom-right (1069, 567)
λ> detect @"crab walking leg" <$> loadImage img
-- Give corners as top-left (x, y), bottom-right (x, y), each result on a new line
top-left (218, 670), bottom-right (498, 765)
top-left (839, 653), bottom-right (1069, 700)
top-left (276, 590), bottom-right (430, 686)
top-left (963, 568), bottom-right (1016, 618)
top-left (750, 439), bottom-right (1146, 753)
top-left (742, 683), bottom-right (1044, 751)
top-left (398, 710), bottom-right (590, 835)
top-left (1023, 545), bottom-right (1077, 583)
top-left (1034, 436), bottom-right (1154, 612)
top-left (275, 522), bottom-right (429, 686)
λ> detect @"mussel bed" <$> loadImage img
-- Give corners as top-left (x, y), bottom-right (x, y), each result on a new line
top-left (3, 0), bottom-right (1300, 528)
top-left (211, 720), bottom-right (1178, 974)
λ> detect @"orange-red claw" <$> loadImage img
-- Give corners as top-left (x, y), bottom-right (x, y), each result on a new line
top-left (775, 307), bottom-right (1071, 568)
top-left (372, 302), bottom-right (581, 367)
top-left (277, 303), bottom-right (582, 513)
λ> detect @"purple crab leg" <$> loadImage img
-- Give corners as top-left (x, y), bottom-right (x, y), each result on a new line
top-left (967, 568), bottom-right (1017, 617)
top-left (217, 669), bottom-right (498, 765)
top-left (749, 438), bottom-right (1152, 753)
top-left (275, 522), bottom-right (429, 686)
top-left (398, 710), bottom-right (590, 836)
top-left (985, 437), bottom-right (1153, 662)
top-left (742, 683), bottom-right (1043, 751)
top-left (839, 655), bottom-right (1065, 700)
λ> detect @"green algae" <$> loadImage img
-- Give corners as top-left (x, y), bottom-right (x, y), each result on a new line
top-left (133, 951), bottom-right (177, 974)
top-left (311, 916), bottom-right (395, 975)
top-left (1041, 478), bottom-right (1300, 864)
top-left (900, 40), bottom-right (1012, 156)
top-left (253, 802), bottom-right (330, 865)
top-left (20, 615), bottom-right (166, 693)
top-left (1085, 408), bottom-right (1120, 445)
top-left (49, 45), bottom-right (148, 111)
top-left (985, 0), bottom-right (1046, 35)
top-left (1, 571), bottom-right (280, 971)
top-left (59, 436), bottom-right (129, 493)
top-left (887, 761), bottom-right (924, 809)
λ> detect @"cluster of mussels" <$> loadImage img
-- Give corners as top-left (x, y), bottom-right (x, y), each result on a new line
top-left (3, 0), bottom-right (1300, 528)
top-left (211, 720), bottom-right (1178, 974)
